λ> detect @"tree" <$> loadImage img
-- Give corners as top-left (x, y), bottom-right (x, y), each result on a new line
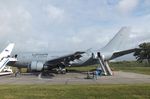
top-left (134, 42), bottom-right (150, 64)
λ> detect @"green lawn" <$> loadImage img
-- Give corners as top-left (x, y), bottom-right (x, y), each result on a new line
top-left (3, 61), bottom-right (150, 99)
top-left (66, 65), bottom-right (98, 72)
top-left (110, 61), bottom-right (150, 75)
top-left (0, 84), bottom-right (150, 99)
top-left (67, 61), bottom-right (150, 75)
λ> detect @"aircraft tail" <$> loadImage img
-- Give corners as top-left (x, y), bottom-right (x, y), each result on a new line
top-left (0, 43), bottom-right (15, 60)
top-left (101, 27), bottom-right (132, 52)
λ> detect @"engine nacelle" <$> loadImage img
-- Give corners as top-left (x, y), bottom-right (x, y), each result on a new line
top-left (30, 61), bottom-right (44, 71)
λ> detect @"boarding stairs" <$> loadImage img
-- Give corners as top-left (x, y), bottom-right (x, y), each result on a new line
top-left (0, 57), bottom-right (17, 72)
top-left (97, 52), bottom-right (113, 76)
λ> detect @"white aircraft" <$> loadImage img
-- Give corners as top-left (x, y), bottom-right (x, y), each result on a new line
top-left (0, 43), bottom-right (17, 75)
top-left (71, 27), bottom-right (135, 64)
top-left (10, 27), bottom-right (138, 75)
top-left (69, 27), bottom-right (139, 75)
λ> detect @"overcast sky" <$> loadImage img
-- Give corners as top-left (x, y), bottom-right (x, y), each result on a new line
top-left (0, 0), bottom-right (150, 53)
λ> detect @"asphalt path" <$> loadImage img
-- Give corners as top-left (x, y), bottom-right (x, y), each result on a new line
top-left (0, 71), bottom-right (150, 85)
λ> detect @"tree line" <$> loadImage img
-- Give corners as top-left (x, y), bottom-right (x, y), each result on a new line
top-left (134, 42), bottom-right (150, 64)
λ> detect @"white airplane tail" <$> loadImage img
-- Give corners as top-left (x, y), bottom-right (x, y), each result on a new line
top-left (0, 43), bottom-right (14, 60)
top-left (0, 43), bottom-right (16, 73)
top-left (101, 27), bottom-right (132, 52)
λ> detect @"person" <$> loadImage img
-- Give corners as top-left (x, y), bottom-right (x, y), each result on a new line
top-left (92, 71), bottom-right (95, 79)
top-left (87, 71), bottom-right (90, 79)
top-left (95, 70), bottom-right (99, 80)
top-left (96, 67), bottom-right (102, 76)
top-left (15, 69), bottom-right (20, 77)
top-left (93, 71), bottom-right (98, 80)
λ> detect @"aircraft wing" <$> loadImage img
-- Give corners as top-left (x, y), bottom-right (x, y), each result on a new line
top-left (44, 51), bottom-right (85, 69)
top-left (109, 48), bottom-right (140, 60)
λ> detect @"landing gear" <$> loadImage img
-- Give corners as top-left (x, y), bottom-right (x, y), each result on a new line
top-left (56, 67), bottom-right (66, 74)
top-left (14, 68), bottom-right (21, 77)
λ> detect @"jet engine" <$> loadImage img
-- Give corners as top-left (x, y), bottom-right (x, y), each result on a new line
top-left (30, 61), bottom-right (44, 71)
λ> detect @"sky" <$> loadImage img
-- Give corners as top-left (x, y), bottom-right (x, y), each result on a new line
top-left (0, 0), bottom-right (150, 53)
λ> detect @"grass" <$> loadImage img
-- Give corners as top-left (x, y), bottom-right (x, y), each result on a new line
top-left (66, 65), bottom-right (98, 72)
top-left (2, 61), bottom-right (150, 99)
top-left (110, 61), bottom-right (150, 75)
top-left (0, 84), bottom-right (149, 99)
top-left (67, 61), bottom-right (150, 75)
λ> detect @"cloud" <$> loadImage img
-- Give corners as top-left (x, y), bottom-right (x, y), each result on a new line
top-left (0, 6), bottom-right (31, 30)
top-left (44, 5), bottom-right (65, 23)
top-left (64, 26), bottom-right (116, 51)
top-left (130, 31), bottom-right (150, 45)
top-left (0, 0), bottom-right (149, 54)
top-left (116, 0), bottom-right (139, 15)
top-left (71, 37), bottom-right (82, 44)
top-left (0, 5), bottom-right (32, 41)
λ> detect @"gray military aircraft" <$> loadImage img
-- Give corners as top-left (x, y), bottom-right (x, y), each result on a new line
top-left (9, 27), bottom-right (138, 75)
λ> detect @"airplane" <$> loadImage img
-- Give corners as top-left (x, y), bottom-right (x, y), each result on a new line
top-left (9, 27), bottom-right (138, 75)
top-left (0, 43), bottom-right (17, 75)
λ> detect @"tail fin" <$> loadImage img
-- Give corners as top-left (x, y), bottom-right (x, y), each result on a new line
top-left (0, 43), bottom-right (15, 60)
top-left (101, 27), bottom-right (132, 52)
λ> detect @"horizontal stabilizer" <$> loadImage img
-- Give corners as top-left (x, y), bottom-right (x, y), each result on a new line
top-left (109, 48), bottom-right (140, 60)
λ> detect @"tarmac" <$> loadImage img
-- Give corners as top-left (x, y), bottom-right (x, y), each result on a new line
top-left (0, 71), bottom-right (150, 85)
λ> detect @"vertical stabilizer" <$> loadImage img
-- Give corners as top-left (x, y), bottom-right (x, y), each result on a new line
top-left (101, 27), bottom-right (132, 52)
top-left (0, 43), bottom-right (14, 60)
